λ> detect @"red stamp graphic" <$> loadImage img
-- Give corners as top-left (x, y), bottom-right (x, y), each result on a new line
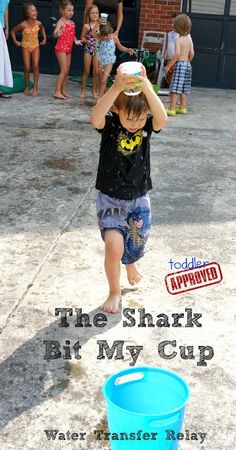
top-left (165, 262), bottom-right (223, 295)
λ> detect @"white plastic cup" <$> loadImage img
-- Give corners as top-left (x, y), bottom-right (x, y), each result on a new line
top-left (101, 13), bottom-right (108, 23)
top-left (119, 61), bottom-right (142, 96)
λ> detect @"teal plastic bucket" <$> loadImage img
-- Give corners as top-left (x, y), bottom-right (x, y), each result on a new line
top-left (102, 366), bottom-right (190, 450)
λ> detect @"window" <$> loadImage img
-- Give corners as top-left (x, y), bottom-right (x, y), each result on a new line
top-left (186, 0), bottom-right (225, 15)
top-left (230, 0), bottom-right (236, 15)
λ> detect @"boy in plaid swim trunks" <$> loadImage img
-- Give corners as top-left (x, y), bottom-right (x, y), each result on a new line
top-left (165, 14), bottom-right (194, 116)
top-left (91, 65), bottom-right (167, 313)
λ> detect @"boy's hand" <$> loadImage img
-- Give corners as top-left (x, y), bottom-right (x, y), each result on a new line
top-left (128, 64), bottom-right (151, 94)
top-left (114, 63), bottom-right (149, 93)
top-left (135, 75), bottom-right (152, 94)
top-left (113, 66), bottom-right (135, 92)
top-left (114, 66), bottom-right (145, 92)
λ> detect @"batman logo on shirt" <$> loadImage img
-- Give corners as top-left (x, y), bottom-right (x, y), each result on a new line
top-left (118, 130), bottom-right (143, 156)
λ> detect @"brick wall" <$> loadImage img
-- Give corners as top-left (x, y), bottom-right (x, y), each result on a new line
top-left (138, 0), bottom-right (182, 46)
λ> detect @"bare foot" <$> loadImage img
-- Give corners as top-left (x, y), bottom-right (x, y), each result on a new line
top-left (101, 293), bottom-right (121, 314)
top-left (32, 89), bottom-right (38, 97)
top-left (91, 91), bottom-right (98, 99)
top-left (126, 263), bottom-right (142, 286)
top-left (54, 93), bottom-right (67, 100)
top-left (24, 88), bottom-right (30, 96)
top-left (80, 90), bottom-right (86, 98)
top-left (62, 92), bottom-right (73, 98)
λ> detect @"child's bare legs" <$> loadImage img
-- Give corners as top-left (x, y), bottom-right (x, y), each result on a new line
top-left (80, 53), bottom-right (92, 98)
top-left (31, 47), bottom-right (40, 96)
top-left (102, 230), bottom-right (124, 313)
top-left (98, 63), bottom-right (113, 98)
top-left (169, 92), bottom-right (178, 112)
top-left (22, 48), bottom-right (31, 95)
top-left (92, 56), bottom-right (99, 98)
top-left (102, 230), bottom-right (143, 313)
top-left (179, 93), bottom-right (187, 110)
top-left (125, 263), bottom-right (142, 285)
top-left (62, 54), bottom-right (72, 97)
top-left (54, 52), bottom-right (68, 99)
top-left (80, 53), bottom-right (91, 98)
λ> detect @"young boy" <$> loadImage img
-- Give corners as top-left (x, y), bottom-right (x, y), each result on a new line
top-left (165, 13), bottom-right (194, 116)
top-left (164, 12), bottom-right (193, 88)
top-left (91, 65), bottom-right (167, 313)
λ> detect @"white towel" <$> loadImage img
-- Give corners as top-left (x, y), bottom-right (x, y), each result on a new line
top-left (0, 22), bottom-right (13, 88)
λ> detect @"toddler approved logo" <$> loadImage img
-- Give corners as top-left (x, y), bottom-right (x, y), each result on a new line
top-left (165, 262), bottom-right (223, 295)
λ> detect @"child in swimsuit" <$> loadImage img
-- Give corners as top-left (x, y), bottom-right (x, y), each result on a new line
top-left (11, 2), bottom-right (46, 96)
top-left (79, 5), bottom-right (99, 99)
top-left (92, 22), bottom-right (135, 98)
top-left (53, 0), bottom-right (81, 100)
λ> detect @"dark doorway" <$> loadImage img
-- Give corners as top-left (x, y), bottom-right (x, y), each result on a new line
top-left (182, 0), bottom-right (236, 88)
top-left (8, 0), bottom-right (140, 75)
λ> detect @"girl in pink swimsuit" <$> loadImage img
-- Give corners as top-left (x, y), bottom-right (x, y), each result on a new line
top-left (53, 0), bottom-right (81, 99)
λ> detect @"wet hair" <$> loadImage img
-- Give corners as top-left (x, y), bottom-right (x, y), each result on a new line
top-left (59, 0), bottom-right (74, 11)
top-left (174, 13), bottom-right (192, 35)
top-left (99, 22), bottom-right (113, 38)
top-left (114, 92), bottom-right (149, 119)
top-left (84, 5), bottom-right (99, 24)
top-left (22, 3), bottom-right (36, 20)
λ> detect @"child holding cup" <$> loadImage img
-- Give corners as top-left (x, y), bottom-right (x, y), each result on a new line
top-left (91, 64), bottom-right (167, 313)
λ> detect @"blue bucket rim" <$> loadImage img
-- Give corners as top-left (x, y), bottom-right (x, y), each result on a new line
top-left (102, 366), bottom-right (190, 418)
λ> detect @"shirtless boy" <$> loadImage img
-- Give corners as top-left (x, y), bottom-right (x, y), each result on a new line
top-left (165, 13), bottom-right (194, 116)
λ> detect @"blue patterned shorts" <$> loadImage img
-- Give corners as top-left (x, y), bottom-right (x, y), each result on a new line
top-left (96, 192), bottom-right (151, 264)
top-left (170, 60), bottom-right (192, 94)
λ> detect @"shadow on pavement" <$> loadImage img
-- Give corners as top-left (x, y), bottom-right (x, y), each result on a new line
top-left (0, 307), bottom-right (121, 430)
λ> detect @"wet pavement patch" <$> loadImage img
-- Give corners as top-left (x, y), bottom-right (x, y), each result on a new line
top-left (35, 139), bottom-right (53, 144)
top-left (40, 120), bottom-right (58, 129)
top-left (80, 171), bottom-right (93, 176)
top-left (67, 187), bottom-right (87, 194)
top-left (52, 179), bottom-right (67, 187)
top-left (65, 361), bottom-right (87, 379)
top-left (13, 130), bottom-right (29, 138)
top-left (43, 159), bottom-right (74, 170)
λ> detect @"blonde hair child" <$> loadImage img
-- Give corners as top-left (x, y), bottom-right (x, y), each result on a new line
top-left (53, 0), bottom-right (81, 99)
